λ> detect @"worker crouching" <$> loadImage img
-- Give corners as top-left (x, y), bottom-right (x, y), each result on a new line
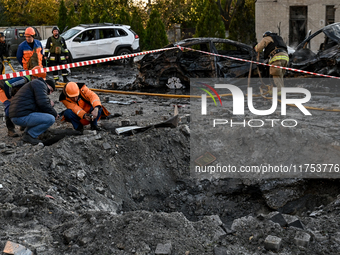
top-left (59, 82), bottom-right (110, 132)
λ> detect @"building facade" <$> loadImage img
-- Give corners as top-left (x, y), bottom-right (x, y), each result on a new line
top-left (255, 0), bottom-right (340, 51)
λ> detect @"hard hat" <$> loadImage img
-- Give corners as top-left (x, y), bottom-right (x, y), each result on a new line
top-left (263, 31), bottom-right (272, 37)
top-left (25, 27), bottom-right (35, 37)
top-left (52, 26), bottom-right (60, 34)
top-left (32, 66), bottom-right (46, 79)
top-left (65, 82), bottom-right (79, 97)
top-left (0, 32), bottom-right (4, 37)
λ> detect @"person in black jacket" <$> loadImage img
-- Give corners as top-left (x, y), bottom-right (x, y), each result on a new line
top-left (9, 78), bottom-right (58, 145)
top-left (0, 32), bottom-right (9, 74)
top-left (44, 26), bottom-right (69, 82)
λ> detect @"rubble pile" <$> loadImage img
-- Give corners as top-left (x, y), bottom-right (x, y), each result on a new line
top-left (0, 64), bottom-right (340, 254)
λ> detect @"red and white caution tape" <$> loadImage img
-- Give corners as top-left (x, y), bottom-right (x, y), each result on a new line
top-left (0, 47), bottom-right (177, 81)
top-left (4, 44), bottom-right (340, 81)
top-left (177, 45), bottom-right (340, 80)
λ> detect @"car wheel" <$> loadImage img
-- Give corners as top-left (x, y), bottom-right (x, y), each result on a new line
top-left (116, 48), bottom-right (133, 66)
top-left (8, 47), bottom-right (14, 57)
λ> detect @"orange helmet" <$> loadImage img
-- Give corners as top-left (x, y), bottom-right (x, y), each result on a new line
top-left (32, 66), bottom-right (46, 79)
top-left (65, 82), bottom-right (79, 97)
top-left (25, 27), bottom-right (35, 37)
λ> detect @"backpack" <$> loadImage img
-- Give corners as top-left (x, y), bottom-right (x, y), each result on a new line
top-left (27, 48), bottom-right (39, 70)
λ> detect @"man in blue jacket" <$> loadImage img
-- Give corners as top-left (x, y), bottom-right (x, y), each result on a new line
top-left (16, 27), bottom-right (44, 70)
top-left (9, 78), bottom-right (58, 145)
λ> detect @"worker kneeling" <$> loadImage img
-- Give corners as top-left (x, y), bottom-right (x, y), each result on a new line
top-left (9, 77), bottom-right (57, 145)
top-left (59, 82), bottom-right (110, 132)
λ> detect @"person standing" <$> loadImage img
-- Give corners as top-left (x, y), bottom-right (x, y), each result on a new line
top-left (254, 31), bottom-right (289, 93)
top-left (16, 27), bottom-right (44, 70)
top-left (44, 26), bottom-right (70, 83)
top-left (9, 78), bottom-right (58, 145)
top-left (0, 32), bottom-right (9, 74)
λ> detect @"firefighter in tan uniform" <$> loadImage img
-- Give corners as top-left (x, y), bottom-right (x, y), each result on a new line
top-left (255, 31), bottom-right (289, 93)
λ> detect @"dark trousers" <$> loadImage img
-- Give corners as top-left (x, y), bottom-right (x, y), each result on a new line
top-left (64, 107), bottom-right (102, 130)
top-left (48, 54), bottom-right (68, 77)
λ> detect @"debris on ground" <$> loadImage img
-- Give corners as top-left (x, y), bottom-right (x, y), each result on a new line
top-left (0, 60), bottom-right (340, 255)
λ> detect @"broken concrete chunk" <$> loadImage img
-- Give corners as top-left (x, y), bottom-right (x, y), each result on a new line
top-left (206, 215), bottom-right (223, 226)
top-left (311, 231), bottom-right (328, 243)
top-left (288, 219), bottom-right (304, 229)
top-left (3, 241), bottom-right (32, 255)
top-left (0, 203), bottom-right (13, 218)
top-left (0, 184), bottom-right (3, 189)
top-left (95, 187), bottom-right (105, 194)
top-left (11, 207), bottom-right (28, 218)
top-left (155, 241), bottom-right (172, 255)
top-left (14, 249), bottom-right (33, 255)
top-left (269, 212), bottom-right (287, 227)
top-left (102, 142), bottom-right (111, 150)
top-left (294, 231), bottom-right (310, 248)
top-left (264, 235), bottom-right (282, 252)
top-left (179, 115), bottom-right (190, 124)
top-left (180, 125), bottom-right (190, 136)
top-left (77, 170), bottom-right (86, 181)
top-left (121, 120), bottom-right (130, 126)
top-left (283, 214), bottom-right (304, 229)
top-left (83, 130), bottom-right (97, 135)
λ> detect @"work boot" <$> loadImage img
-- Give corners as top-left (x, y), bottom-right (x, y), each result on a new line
top-left (63, 76), bottom-right (69, 83)
top-left (7, 129), bottom-right (19, 137)
top-left (90, 124), bottom-right (102, 131)
top-left (76, 124), bottom-right (84, 134)
top-left (5, 116), bottom-right (19, 137)
top-left (22, 133), bottom-right (42, 145)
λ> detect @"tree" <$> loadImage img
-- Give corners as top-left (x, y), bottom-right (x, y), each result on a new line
top-left (195, 0), bottom-right (225, 38)
top-left (66, 5), bottom-right (79, 30)
top-left (80, 1), bottom-right (92, 24)
top-left (216, 0), bottom-right (243, 31)
top-left (228, 0), bottom-right (256, 44)
top-left (116, 7), bottom-right (130, 25)
top-left (2, 0), bottom-right (58, 25)
top-left (58, 0), bottom-right (68, 32)
top-left (0, 2), bottom-right (9, 26)
top-left (131, 8), bottom-right (145, 50)
top-left (99, 11), bottom-right (112, 23)
top-left (90, 0), bottom-right (120, 24)
top-left (144, 9), bottom-right (168, 50)
top-left (152, 0), bottom-right (191, 29)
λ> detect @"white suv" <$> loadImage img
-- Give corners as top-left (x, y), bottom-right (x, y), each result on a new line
top-left (41, 23), bottom-right (140, 65)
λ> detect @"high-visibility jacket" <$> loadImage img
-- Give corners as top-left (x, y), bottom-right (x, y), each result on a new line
top-left (59, 83), bottom-right (109, 121)
top-left (255, 36), bottom-right (289, 64)
top-left (0, 75), bottom-right (31, 99)
top-left (45, 35), bottom-right (69, 56)
top-left (16, 40), bottom-right (43, 70)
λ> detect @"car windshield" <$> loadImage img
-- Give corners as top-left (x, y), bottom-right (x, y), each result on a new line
top-left (61, 28), bottom-right (81, 40)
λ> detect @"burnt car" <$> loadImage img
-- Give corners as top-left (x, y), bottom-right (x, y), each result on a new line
top-left (134, 38), bottom-right (258, 89)
top-left (289, 22), bottom-right (340, 76)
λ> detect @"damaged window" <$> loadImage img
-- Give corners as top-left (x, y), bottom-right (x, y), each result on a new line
top-left (213, 42), bottom-right (250, 57)
top-left (326, 6), bottom-right (335, 25)
top-left (289, 6), bottom-right (307, 47)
